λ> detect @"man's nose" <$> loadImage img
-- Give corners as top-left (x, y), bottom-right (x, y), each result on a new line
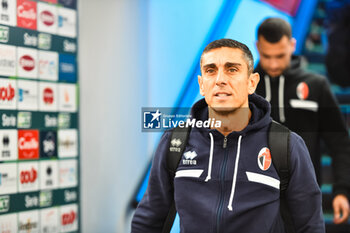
top-left (269, 59), bottom-right (279, 70)
top-left (215, 69), bottom-right (228, 85)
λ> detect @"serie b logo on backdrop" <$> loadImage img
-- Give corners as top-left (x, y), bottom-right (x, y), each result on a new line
top-left (257, 147), bottom-right (272, 171)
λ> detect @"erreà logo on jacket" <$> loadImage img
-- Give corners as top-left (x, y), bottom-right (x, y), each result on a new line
top-left (183, 151), bottom-right (197, 165)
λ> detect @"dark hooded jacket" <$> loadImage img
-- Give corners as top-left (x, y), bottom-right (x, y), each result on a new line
top-left (255, 56), bottom-right (350, 198)
top-left (131, 94), bottom-right (324, 233)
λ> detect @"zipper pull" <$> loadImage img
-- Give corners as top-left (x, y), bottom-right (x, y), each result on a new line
top-left (223, 136), bottom-right (227, 148)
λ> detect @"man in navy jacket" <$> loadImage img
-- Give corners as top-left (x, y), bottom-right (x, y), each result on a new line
top-left (132, 39), bottom-right (325, 232)
top-left (255, 17), bottom-right (350, 224)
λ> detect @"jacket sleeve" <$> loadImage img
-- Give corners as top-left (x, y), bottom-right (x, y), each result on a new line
top-left (286, 132), bottom-right (325, 233)
top-left (131, 131), bottom-right (174, 233)
top-left (318, 78), bottom-right (350, 198)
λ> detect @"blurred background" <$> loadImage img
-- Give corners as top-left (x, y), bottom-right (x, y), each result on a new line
top-left (0, 0), bottom-right (350, 232)
top-left (88, 0), bottom-right (348, 232)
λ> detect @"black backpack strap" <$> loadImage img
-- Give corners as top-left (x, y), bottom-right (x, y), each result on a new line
top-left (162, 126), bottom-right (191, 233)
top-left (269, 121), bottom-right (295, 233)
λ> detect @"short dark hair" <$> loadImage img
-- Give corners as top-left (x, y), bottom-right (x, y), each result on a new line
top-left (257, 17), bottom-right (292, 43)
top-left (200, 38), bottom-right (254, 74)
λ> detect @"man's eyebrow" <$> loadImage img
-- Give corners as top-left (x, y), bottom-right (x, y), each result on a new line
top-left (225, 62), bottom-right (242, 68)
top-left (261, 52), bottom-right (270, 57)
top-left (202, 63), bottom-right (217, 69)
top-left (261, 53), bottom-right (284, 58)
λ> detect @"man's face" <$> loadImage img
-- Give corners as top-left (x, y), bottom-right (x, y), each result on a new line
top-left (198, 47), bottom-right (259, 113)
top-left (256, 35), bottom-right (296, 77)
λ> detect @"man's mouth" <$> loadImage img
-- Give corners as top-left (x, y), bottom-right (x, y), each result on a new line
top-left (268, 69), bottom-right (282, 76)
top-left (215, 92), bottom-right (231, 97)
top-left (214, 92), bottom-right (232, 101)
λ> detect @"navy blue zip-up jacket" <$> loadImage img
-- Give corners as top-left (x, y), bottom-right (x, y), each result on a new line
top-left (132, 94), bottom-right (325, 233)
top-left (255, 56), bottom-right (350, 198)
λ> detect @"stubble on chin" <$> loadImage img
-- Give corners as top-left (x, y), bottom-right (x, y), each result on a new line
top-left (209, 106), bottom-right (237, 116)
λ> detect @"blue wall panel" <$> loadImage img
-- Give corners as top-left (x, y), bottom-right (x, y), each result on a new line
top-left (148, 0), bottom-right (223, 108)
top-left (224, 0), bottom-right (291, 64)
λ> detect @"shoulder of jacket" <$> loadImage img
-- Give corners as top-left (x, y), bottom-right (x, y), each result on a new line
top-left (164, 128), bottom-right (175, 136)
top-left (297, 70), bottom-right (327, 84)
top-left (288, 132), bottom-right (308, 159)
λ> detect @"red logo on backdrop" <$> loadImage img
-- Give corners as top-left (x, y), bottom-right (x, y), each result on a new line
top-left (18, 130), bottom-right (39, 159)
top-left (62, 211), bottom-right (76, 225)
top-left (296, 82), bottom-right (309, 100)
top-left (0, 84), bottom-right (15, 101)
top-left (20, 167), bottom-right (37, 184)
top-left (257, 147), bottom-right (272, 171)
top-left (17, 0), bottom-right (37, 30)
top-left (41, 0), bottom-right (57, 3)
top-left (40, 10), bottom-right (55, 26)
top-left (261, 0), bottom-right (301, 16)
top-left (20, 55), bottom-right (35, 71)
top-left (64, 90), bottom-right (70, 103)
top-left (43, 88), bottom-right (54, 104)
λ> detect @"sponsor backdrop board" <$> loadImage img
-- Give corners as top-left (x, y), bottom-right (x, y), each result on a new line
top-left (0, 0), bottom-right (80, 232)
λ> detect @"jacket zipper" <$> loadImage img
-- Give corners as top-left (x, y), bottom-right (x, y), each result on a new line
top-left (216, 136), bottom-right (228, 233)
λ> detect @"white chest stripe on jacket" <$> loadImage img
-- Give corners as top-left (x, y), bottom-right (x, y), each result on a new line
top-left (175, 169), bottom-right (204, 178)
top-left (264, 75), bottom-right (271, 102)
top-left (279, 75), bottom-right (286, 123)
top-left (289, 99), bottom-right (318, 112)
top-left (228, 135), bottom-right (242, 211)
top-left (246, 171), bottom-right (280, 189)
top-left (205, 133), bottom-right (214, 182)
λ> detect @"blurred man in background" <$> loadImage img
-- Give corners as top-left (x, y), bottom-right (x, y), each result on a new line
top-left (255, 17), bottom-right (350, 225)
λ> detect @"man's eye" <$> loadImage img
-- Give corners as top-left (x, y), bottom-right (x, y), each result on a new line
top-left (206, 69), bottom-right (215, 73)
top-left (228, 68), bottom-right (237, 72)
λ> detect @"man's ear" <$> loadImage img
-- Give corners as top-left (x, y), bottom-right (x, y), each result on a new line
top-left (198, 75), bottom-right (205, 96)
top-left (256, 38), bottom-right (262, 54)
top-left (290, 37), bottom-right (297, 53)
top-left (255, 40), bottom-right (259, 51)
top-left (248, 72), bottom-right (260, 94)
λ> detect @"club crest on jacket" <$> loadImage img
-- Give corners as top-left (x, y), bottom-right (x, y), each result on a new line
top-left (296, 82), bottom-right (309, 100)
top-left (257, 147), bottom-right (272, 171)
